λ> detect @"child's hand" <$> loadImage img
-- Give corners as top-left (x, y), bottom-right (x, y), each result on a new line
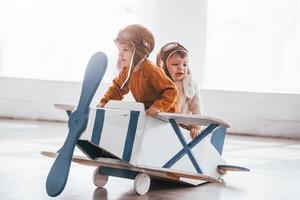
top-left (190, 127), bottom-right (200, 139)
top-left (217, 168), bottom-right (227, 175)
top-left (96, 102), bottom-right (105, 108)
top-left (146, 107), bottom-right (160, 117)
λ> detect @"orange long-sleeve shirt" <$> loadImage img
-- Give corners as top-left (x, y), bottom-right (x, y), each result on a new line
top-left (100, 59), bottom-right (179, 113)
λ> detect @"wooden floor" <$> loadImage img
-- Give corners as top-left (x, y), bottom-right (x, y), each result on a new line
top-left (0, 119), bottom-right (300, 200)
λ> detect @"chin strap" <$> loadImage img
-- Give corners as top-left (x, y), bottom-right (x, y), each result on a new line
top-left (120, 49), bottom-right (146, 90)
top-left (120, 47), bottom-right (135, 90)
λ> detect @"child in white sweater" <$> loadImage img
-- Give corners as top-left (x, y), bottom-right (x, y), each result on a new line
top-left (157, 42), bottom-right (201, 139)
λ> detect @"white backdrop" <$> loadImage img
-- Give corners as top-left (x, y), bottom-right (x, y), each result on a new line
top-left (0, 0), bottom-right (299, 138)
top-left (204, 0), bottom-right (300, 93)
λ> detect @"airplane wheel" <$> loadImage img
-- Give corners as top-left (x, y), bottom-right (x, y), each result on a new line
top-left (93, 166), bottom-right (109, 187)
top-left (134, 173), bottom-right (150, 195)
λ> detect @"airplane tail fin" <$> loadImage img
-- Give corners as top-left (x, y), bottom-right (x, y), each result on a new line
top-left (210, 127), bottom-right (227, 155)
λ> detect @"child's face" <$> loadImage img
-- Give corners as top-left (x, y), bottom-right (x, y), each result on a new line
top-left (166, 54), bottom-right (188, 81)
top-left (116, 43), bottom-right (134, 68)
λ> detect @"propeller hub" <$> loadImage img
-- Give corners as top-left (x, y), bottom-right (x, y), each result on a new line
top-left (68, 111), bottom-right (88, 132)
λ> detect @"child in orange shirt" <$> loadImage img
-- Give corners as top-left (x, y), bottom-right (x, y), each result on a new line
top-left (157, 42), bottom-right (201, 138)
top-left (98, 24), bottom-right (179, 116)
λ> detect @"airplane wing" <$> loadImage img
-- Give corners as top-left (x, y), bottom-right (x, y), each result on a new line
top-left (217, 164), bottom-right (250, 172)
top-left (54, 103), bottom-right (229, 128)
top-left (155, 112), bottom-right (230, 128)
top-left (54, 103), bottom-right (75, 112)
top-left (41, 151), bottom-right (222, 184)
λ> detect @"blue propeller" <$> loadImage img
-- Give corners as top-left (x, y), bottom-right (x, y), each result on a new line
top-left (46, 52), bottom-right (108, 197)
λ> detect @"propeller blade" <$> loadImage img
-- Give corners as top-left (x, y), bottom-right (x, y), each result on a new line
top-left (77, 52), bottom-right (108, 113)
top-left (46, 52), bottom-right (108, 197)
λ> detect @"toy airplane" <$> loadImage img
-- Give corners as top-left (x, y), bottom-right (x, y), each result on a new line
top-left (43, 52), bottom-right (249, 197)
